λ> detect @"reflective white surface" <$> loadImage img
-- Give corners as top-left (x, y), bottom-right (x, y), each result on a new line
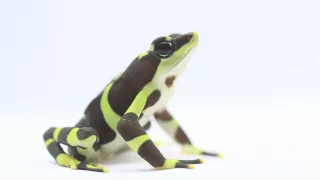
top-left (1, 0), bottom-right (319, 179)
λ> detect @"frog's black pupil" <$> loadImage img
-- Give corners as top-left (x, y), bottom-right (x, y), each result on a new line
top-left (155, 42), bottom-right (172, 56)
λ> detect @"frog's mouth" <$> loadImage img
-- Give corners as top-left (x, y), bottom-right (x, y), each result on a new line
top-left (166, 48), bottom-right (192, 73)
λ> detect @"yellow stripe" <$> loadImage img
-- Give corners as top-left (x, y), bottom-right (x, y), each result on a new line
top-left (56, 153), bottom-right (79, 166)
top-left (149, 44), bottom-right (155, 51)
top-left (53, 127), bottom-right (62, 140)
top-left (156, 159), bottom-right (177, 169)
top-left (138, 51), bottom-right (149, 59)
top-left (125, 85), bottom-right (154, 115)
top-left (100, 83), bottom-right (122, 131)
top-left (171, 119), bottom-right (179, 128)
top-left (165, 36), bottom-right (172, 41)
top-left (127, 134), bottom-right (150, 152)
top-left (101, 83), bottom-right (155, 131)
top-left (125, 98), bottom-right (147, 114)
top-left (163, 159), bottom-right (177, 168)
top-left (66, 128), bottom-right (79, 146)
top-left (45, 138), bottom-right (55, 147)
top-left (79, 135), bottom-right (97, 148)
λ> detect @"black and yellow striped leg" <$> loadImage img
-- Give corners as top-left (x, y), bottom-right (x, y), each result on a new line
top-left (117, 112), bottom-right (203, 170)
top-left (154, 109), bottom-right (224, 158)
top-left (114, 120), bottom-right (153, 155)
top-left (154, 109), bottom-right (192, 144)
top-left (43, 126), bottom-right (109, 173)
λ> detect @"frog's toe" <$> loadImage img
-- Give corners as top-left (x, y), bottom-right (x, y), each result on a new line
top-left (179, 158), bottom-right (205, 164)
top-left (76, 162), bottom-right (109, 173)
top-left (181, 145), bottom-right (223, 158)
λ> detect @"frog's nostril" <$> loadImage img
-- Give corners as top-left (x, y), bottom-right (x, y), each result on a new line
top-left (186, 34), bottom-right (193, 41)
top-left (184, 32), bottom-right (197, 42)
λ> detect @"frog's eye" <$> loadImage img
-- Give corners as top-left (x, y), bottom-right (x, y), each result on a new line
top-left (154, 41), bottom-right (173, 58)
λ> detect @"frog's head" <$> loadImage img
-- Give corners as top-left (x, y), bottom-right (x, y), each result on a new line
top-left (149, 32), bottom-right (199, 88)
top-left (124, 32), bottom-right (199, 89)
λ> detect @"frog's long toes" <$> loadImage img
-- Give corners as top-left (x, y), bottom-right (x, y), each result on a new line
top-left (179, 158), bottom-right (203, 164)
top-left (76, 162), bottom-right (109, 173)
top-left (202, 151), bottom-right (224, 158)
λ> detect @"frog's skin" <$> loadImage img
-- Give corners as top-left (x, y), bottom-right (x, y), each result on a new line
top-left (43, 32), bottom-right (223, 173)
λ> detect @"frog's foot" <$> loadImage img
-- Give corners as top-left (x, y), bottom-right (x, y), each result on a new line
top-left (56, 153), bottom-right (109, 173)
top-left (181, 144), bottom-right (224, 158)
top-left (155, 158), bottom-right (205, 170)
top-left (153, 140), bottom-right (224, 158)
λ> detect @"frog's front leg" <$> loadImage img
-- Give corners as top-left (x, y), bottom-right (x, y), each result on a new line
top-left (43, 126), bottom-right (109, 173)
top-left (115, 91), bottom-right (204, 170)
top-left (113, 120), bottom-right (153, 155)
top-left (154, 108), bottom-right (224, 158)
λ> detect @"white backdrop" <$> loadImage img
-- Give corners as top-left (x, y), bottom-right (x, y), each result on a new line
top-left (1, 0), bottom-right (319, 179)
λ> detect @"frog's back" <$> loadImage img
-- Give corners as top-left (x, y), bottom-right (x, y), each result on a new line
top-left (75, 65), bottom-right (152, 145)
top-left (75, 51), bottom-right (169, 148)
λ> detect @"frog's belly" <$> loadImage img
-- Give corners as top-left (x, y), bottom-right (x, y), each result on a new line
top-left (99, 87), bottom-right (175, 159)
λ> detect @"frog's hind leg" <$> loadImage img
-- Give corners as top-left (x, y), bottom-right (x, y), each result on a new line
top-left (43, 126), bottom-right (109, 173)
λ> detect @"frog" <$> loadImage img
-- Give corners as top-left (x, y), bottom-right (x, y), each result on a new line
top-left (43, 32), bottom-right (223, 173)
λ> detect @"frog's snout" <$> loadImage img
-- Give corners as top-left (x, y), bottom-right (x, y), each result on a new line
top-left (184, 31), bottom-right (199, 43)
top-left (185, 32), bottom-right (194, 41)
